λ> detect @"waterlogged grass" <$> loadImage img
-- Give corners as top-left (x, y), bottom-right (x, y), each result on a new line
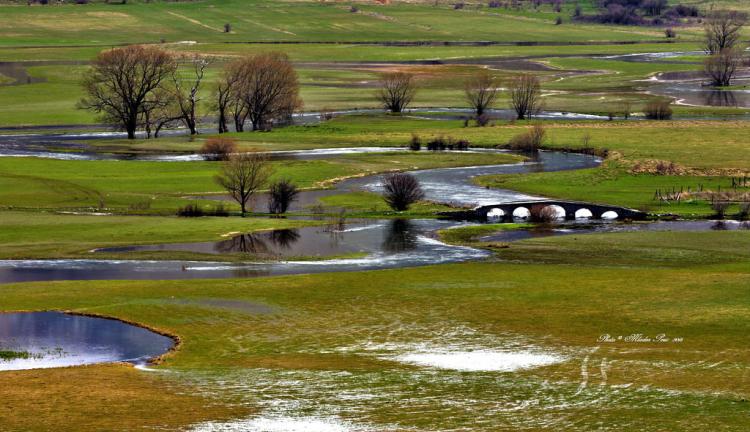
top-left (317, 191), bottom-right (457, 217)
top-left (0, 230), bottom-right (748, 430)
top-left (438, 222), bottom-right (531, 244)
top-left (0, 211), bottom-right (319, 259)
top-left (475, 163), bottom-right (747, 217)
top-left (0, 150), bottom-right (518, 211)
top-left (0, 350), bottom-right (32, 361)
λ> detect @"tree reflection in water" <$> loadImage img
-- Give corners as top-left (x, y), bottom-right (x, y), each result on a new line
top-left (215, 229), bottom-right (301, 255)
top-left (382, 218), bottom-right (418, 253)
top-left (703, 90), bottom-right (738, 107)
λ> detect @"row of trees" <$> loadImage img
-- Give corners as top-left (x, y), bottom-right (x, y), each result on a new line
top-left (377, 70), bottom-right (541, 121)
top-left (80, 45), bottom-right (301, 139)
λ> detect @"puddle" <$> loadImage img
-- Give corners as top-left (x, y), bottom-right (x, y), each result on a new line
top-left (394, 350), bottom-right (563, 372)
top-left (0, 311), bottom-right (174, 371)
top-left (188, 415), bottom-right (376, 432)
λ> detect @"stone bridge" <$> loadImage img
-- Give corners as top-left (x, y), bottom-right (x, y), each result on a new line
top-left (469, 200), bottom-right (647, 222)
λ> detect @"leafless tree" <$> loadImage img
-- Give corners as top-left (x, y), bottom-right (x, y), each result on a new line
top-left (215, 59), bottom-right (244, 133)
top-left (377, 72), bottom-right (417, 113)
top-left (704, 48), bottom-right (743, 87)
top-left (464, 70), bottom-right (499, 118)
top-left (382, 173), bottom-right (425, 211)
top-left (236, 52), bottom-right (302, 131)
top-left (215, 152), bottom-right (272, 215)
top-left (704, 10), bottom-right (747, 54)
top-left (508, 73), bottom-right (542, 120)
top-left (171, 56), bottom-right (210, 135)
top-left (79, 45), bottom-right (176, 139)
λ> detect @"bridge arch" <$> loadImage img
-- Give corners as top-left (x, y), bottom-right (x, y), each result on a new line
top-left (575, 208), bottom-right (593, 219)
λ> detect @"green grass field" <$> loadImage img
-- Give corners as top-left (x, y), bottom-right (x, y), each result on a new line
top-left (2, 1), bottom-right (750, 430)
top-left (1, 230), bottom-right (748, 430)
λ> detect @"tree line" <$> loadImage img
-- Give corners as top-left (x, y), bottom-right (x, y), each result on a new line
top-left (79, 46), bottom-right (301, 140)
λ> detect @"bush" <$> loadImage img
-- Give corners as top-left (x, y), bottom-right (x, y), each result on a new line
top-left (710, 197), bottom-right (730, 219)
top-left (488, 0), bottom-right (501, 8)
top-left (555, 16), bottom-right (563, 25)
top-left (350, 5), bottom-right (359, 13)
top-left (268, 179), bottom-right (299, 214)
top-left (530, 204), bottom-right (559, 223)
top-left (738, 201), bottom-right (750, 220)
top-left (508, 125), bottom-right (546, 152)
top-left (177, 203), bottom-right (204, 217)
top-left (643, 101), bottom-right (673, 120)
top-left (664, 27), bottom-right (676, 38)
top-left (200, 137), bottom-right (238, 161)
top-left (476, 113), bottom-right (491, 127)
top-left (177, 203), bottom-right (229, 217)
top-left (382, 173), bottom-right (425, 211)
top-left (224, 23), bottom-right (232, 33)
top-left (453, 2), bottom-right (465, 10)
top-left (409, 133), bottom-right (422, 151)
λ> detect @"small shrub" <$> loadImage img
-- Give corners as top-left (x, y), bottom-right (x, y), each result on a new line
top-left (710, 197), bottom-right (730, 219)
top-left (476, 113), bottom-right (491, 127)
top-left (268, 179), bottom-right (299, 214)
top-left (427, 136), bottom-right (447, 151)
top-left (409, 133), bottom-right (422, 151)
top-left (224, 23), bottom-right (232, 33)
top-left (382, 173), bottom-right (425, 211)
top-left (664, 28), bottom-right (676, 38)
top-left (453, 2), bottom-right (464, 10)
top-left (530, 204), bottom-right (559, 223)
top-left (555, 16), bottom-right (563, 25)
top-left (200, 137), bottom-right (238, 161)
top-left (454, 139), bottom-right (470, 150)
top-left (488, 0), bottom-right (501, 8)
top-left (508, 125), bottom-right (546, 152)
top-left (350, 5), bottom-right (359, 13)
top-left (643, 101), bottom-right (672, 120)
top-left (177, 203), bottom-right (204, 217)
top-left (738, 202), bottom-right (750, 220)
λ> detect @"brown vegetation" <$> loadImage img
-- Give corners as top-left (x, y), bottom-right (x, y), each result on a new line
top-left (200, 137), bottom-right (238, 161)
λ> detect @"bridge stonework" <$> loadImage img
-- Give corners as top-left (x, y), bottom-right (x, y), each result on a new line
top-left (469, 200), bottom-right (647, 222)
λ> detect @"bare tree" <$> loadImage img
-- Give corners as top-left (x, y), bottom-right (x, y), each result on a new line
top-left (704, 10), bottom-right (747, 54)
top-left (464, 70), bottom-right (499, 118)
top-left (382, 173), bottom-right (425, 211)
top-left (509, 73), bottom-right (542, 120)
top-left (377, 72), bottom-right (417, 113)
top-left (236, 52), bottom-right (302, 131)
top-left (215, 61), bottom-right (243, 133)
top-left (172, 56), bottom-right (210, 135)
top-left (704, 48), bottom-right (743, 87)
top-left (215, 152), bottom-right (272, 215)
top-left (79, 45), bottom-right (176, 139)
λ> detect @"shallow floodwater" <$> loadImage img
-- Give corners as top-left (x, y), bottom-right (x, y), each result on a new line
top-left (348, 150), bottom-right (601, 207)
top-left (0, 311), bottom-right (173, 371)
top-left (96, 219), bottom-right (416, 258)
top-left (0, 219), bottom-right (489, 284)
